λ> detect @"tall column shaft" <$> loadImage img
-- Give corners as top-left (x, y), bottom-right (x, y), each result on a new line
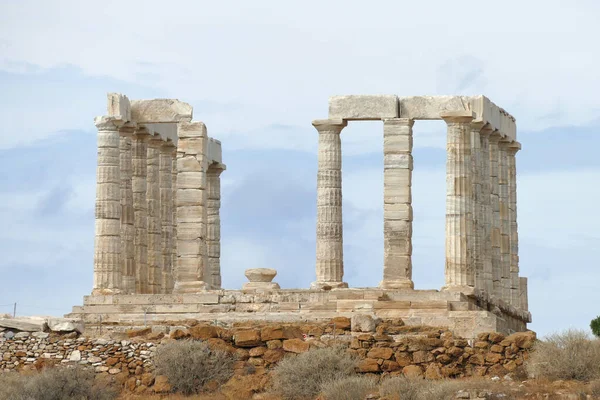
top-left (170, 148), bottom-right (177, 294)
top-left (312, 119), bottom-right (348, 290)
top-left (380, 118), bottom-right (414, 289)
top-left (441, 111), bottom-right (475, 292)
top-left (498, 140), bottom-right (511, 303)
top-left (92, 116), bottom-right (123, 295)
top-left (508, 142), bottom-right (522, 307)
top-left (519, 276), bottom-right (528, 311)
top-left (132, 130), bottom-right (149, 294)
top-left (207, 163), bottom-right (226, 289)
top-left (160, 142), bottom-right (175, 294)
top-left (470, 122), bottom-right (484, 293)
top-left (488, 132), bottom-right (502, 300)
top-left (147, 137), bottom-right (163, 294)
top-left (119, 126), bottom-right (135, 294)
top-left (174, 121), bottom-right (208, 293)
top-left (479, 126), bottom-right (494, 297)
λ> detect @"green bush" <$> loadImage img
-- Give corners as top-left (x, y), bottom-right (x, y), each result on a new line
top-left (272, 346), bottom-right (357, 400)
top-left (154, 339), bottom-right (234, 395)
top-left (0, 367), bottom-right (117, 400)
top-left (526, 329), bottom-right (600, 381)
top-left (321, 376), bottom-right (376, 400)
top-left (591, 316), bottom-right (600, 338)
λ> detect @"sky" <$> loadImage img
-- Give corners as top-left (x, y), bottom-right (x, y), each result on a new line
top-left (0, 0), bottom-right (599, 337)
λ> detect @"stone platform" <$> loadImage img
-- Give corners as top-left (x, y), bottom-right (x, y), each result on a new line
top-left (66, 288), bottom-right (531, 339)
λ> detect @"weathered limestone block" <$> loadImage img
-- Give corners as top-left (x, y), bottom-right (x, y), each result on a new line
top-left (351, 314), bottom-right (378, 333)
top-left (46, 318), bottom-right (84, 333)
top-left (130, 99), bottom-right (193, 123)
top-left (399, 96), bottom-right (471, 120)
top-left (0, 317), bottom-right (46, 332)
top-left (329, 95), bottom-right (398, 120)
top-left (107, 93), bottom-right (131, 121)
top-left (441, 111), bottom-right (475, 293)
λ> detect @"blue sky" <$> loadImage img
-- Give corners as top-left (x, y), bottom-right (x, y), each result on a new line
top-left (1, 0), bottom-right (599, 337)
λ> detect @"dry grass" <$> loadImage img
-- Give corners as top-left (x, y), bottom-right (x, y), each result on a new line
top-left (154, 340), bottom-right (234, 395)
top-left (272, 346), bottom-right (357, 400)
top-left (0, 367), bottom-right (117, 400)
top-left (526, 329), bottom-right (600, 381)
top-left (321, 375), bottom-right (377, 400)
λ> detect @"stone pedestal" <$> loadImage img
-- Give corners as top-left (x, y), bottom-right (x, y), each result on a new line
top-left (380, 118), bottom-right (414, 289)
top-left (312, 119), bottom-right (348, 290)
top-left (441, 111), bottom-right (475, 294)
top-left (243, 268), bottom-right (280, 290)
top-left (92, 116), bottom-right (124, 295)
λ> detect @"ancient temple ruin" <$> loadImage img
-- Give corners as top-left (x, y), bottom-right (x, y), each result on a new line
top-left (69, 93), bottom-right (530, 338)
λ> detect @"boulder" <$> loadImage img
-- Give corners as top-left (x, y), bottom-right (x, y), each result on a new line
top-left (282, 338), bottom-right (309, 353)
top-left (351, 314), bottom-right (378, 333)
top-left (47, 318), bottom-right (84, 333)
top-left (0, 317), bottom-right (46, 332)
top-left (153, 375), bottom-right (172, 393)
top-left (234, 329), bottom-right (262, 347)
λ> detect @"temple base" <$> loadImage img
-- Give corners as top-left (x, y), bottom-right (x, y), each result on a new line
top-left (172, 281), bottom-right (208, 294)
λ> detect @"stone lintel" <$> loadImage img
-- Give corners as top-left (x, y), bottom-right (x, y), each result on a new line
top-left (131, 99), bottom-right (193, 124)
top-left (328, 95), bottom-right (399, 120)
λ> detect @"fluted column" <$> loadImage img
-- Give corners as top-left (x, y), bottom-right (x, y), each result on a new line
top-left (488, 131), bottom-right (502, 300)
top-left (312, 119), bottom-right (348, 290)
top-left (441, 111), bottom-right (475, 293)
top-left (507, 141), bottom-right (522, 307)
top-left (380, 118), bottom-right (414, 289)
top-left (170, 147), bottom-right (177, 294)
top-left (147, 136), bottom-right (163, 294)
top-left (470, 122), bottom-right (484, 293)
top-left (519, 277), bottom-right (528, 312)
top-left (207, 163), bottom-right (226, 289)
top-left (160, 141), bottom-right (175, 294)
top-left (498, 139), bottom-right (511, 303)
top-left (92, 116), bottom-right (123, 295)
top-left (479, 125), bottom-right (494, 297)
top-left (132, 129), bottom-right (150, 294)
top-left (119, 124), bottom-right (135, 294)
top-left (174, 121), bottom-right (208, 293)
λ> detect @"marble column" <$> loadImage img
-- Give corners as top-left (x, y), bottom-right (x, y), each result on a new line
top-left (174, 121), bottom-right (208, 293)
top-left (119, 124), bottom-right (136, 294)
top-left (312, 119), bottom-right (348, 290)
top-left (507, 141), bottom-right (522, 307)
top-left (441, 111), bottom-right (475, 293)
top-left (498, 139), bottom-right (511, 303)
top-left (380, 118), bottom-right (414, 289)
top-left (132, 129), bottom-right (150, 294)
top-left (488, 131), bottom-right (502, 301)
top-left (479, 125), bottom-right (494, 297)
top-left (470, 122), bottom-right (484, 293)
top-left (207, 163), bottom-right (226, 289)
top-left (519, 277), bottom-right (528, 311)
top-left (92, 116), bottom-right (123, 295)
top-left (170, 147), bottom-right (177, 294)
top-left (160, 141), bottom-right (175, 294)
top-left (147, 136), bottom-right (163, 294)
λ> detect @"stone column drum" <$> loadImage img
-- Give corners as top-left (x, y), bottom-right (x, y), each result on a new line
top-left (441, 111), bottom-right (475, 293)
top-left (488, 131), bottom-right (502, 301)
top-left (312, 119), bottom-right (348, 289)
top-left (132, 129), bottom-right (150, 294)
top-left (207, 163), bottom-right (226, 289)
top-left (92, 116), bottom-right (123, 295)
top-left (174, 121), bottom-right (209, 293)
top-left (119, 124), bottom-right (136, 294)
top-left (380, 118), bottom-right (414, 289)
top-left (508, 142), bottom-right (522, 307)
top-left (160, 142), bottom-right (175, 294)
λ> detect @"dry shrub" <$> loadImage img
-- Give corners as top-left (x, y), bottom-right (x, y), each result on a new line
top-left (378, 377), bottom-right (514, 400)
top-left (526, 329), bottom-right (600, 381)
top-left (0, 367), bottom-right (117, 400)
top-left (272, 346), bottom-right (357, 400)
top-left (590, 379), bottom-right (600, 397)
top-left (321, 375), bottom-right (377, 400)
top-left (154, 339), bottom-right (234, 395)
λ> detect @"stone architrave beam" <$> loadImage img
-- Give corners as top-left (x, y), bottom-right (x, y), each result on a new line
top-left (328, 95), bottom-right (399, 120)
top-left (131, 99), bottom-right (193, 124)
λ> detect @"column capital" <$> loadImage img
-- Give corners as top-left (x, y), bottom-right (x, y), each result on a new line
top-left (119, 122), bottom-right (137, 137)
top-left (383, 118), bottom-right (414, 127)
top-left (488, 130), bottom-right (503, 143)
top-left (479, 123), bottom-right (495, 137)
top-left (498, 137), bottom-right (512, 149)
top-left (94, 116), bottom-right (125, 131)
top-left (207, 162), bottom-right (227, 174)
top-left (506, 141), bottom-right (521, 155)
top-left (160, 139), bottom-right (176, 153)
top-left (148, 134), bottom-right (165, 146)
top-left (440, 111), bottom-right (475, 123)
top-left (470, 121), bottom-right (487, 131)
top-left (312, 119), bottom-right (347, 133)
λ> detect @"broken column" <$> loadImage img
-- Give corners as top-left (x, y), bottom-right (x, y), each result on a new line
top-left (92, 116), bottom-right (123, 295)
top-left (207, 162), bottom-right (226, 289)
top-left (380, 118), bottom-right (414, 289)
top-left (441, 111), bottom-right (475, 293)
top-left (312, 119), bottom-right (348, 289)
top-left (174, 121), bottom-right (209, 293)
